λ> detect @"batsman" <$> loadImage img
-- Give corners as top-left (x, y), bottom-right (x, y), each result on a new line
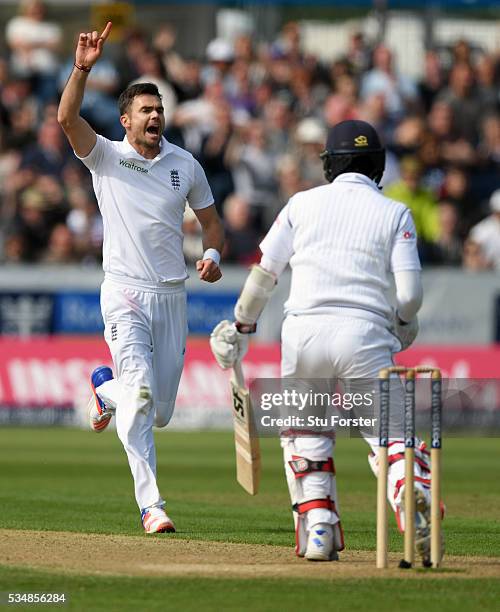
top-left (211, 120), bottom-right (442, 563)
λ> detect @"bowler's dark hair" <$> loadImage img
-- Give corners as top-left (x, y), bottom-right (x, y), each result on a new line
top-left (118, 83), bottom-right (162, 115)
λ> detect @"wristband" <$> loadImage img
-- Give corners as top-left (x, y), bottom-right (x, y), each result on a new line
top-left (74, 62), bottom-right (91, 73)
top-left (202, 248), bottom-right (220, 266)
top-left (235, 321), bottom-right (257, 334)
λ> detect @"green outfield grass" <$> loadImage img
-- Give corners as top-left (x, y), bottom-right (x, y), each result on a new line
top-left (0, 429), bottom-right (499, 610)
top-left (1, 567), bottom-right (500, 612)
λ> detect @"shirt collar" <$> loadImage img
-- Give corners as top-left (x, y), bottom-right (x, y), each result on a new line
top-left (333, 172), bottom-right (379, 189)
top-left (121, 135), bottom-right (173, 163)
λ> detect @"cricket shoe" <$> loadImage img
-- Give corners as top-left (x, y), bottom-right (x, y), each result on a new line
top-left (141, 506), bottom-right (176, 534)
top-left (305, 523), bottom-right (338, 561)
top-left (88, 366), bottom-right (114, 432)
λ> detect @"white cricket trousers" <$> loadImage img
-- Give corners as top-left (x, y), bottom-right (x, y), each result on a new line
top-left (100, 278), bottom-right (188, 511)
top-left (280, 312), bottom-right (403, 528)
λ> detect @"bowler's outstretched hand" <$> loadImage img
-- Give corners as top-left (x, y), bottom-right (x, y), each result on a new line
top-left (75, 21), bottom-right (112, 69)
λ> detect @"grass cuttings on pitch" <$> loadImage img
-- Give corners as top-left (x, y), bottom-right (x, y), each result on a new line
top-left (1, 566), bottom-right (500, 612)
top-left (0, 429), bottom-right (498, 558)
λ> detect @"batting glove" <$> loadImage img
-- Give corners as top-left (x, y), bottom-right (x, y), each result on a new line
top-left (393, 312), bottom-right (419, 351)
top-left (210, 320), bottom-right (250, 369)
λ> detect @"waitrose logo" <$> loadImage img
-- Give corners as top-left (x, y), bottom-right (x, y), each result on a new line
top-left (119, 159), bottom-right (149, 174)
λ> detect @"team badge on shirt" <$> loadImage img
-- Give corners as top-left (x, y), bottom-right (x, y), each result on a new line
top-left (170, 170), bottom-right (180, 191)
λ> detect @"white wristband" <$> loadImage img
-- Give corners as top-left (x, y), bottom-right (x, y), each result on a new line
top-left (203, 248), bottom-right (220, 266)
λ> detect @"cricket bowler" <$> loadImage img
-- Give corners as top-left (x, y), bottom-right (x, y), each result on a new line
top-left (58, 22), bottom-right (224, 534)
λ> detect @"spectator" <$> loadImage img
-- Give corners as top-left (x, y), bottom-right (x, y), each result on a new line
top-left (229, 119), bottom-right (279, 229)
top-left (346, 31), bottom-right (372, 76)
top-left (168, 57), bottom-right (203, 104)
top-left (293, 117), bottom-right (326, 187)
top-left (452, 39), bottom-right (473, 66)
top-left (273, 154), bottom-right (307, 227)
top-left (428, 99), bottom-right (475, 166)
top-left (334, 74), bottom-right (359, 111)
top-left (360, 44), bottom-right (418, 120)
top-left (129, 50), bottom-right (177, 126)
top-left (462, 238), bottom-right (492, 271)
top-left (438, 166), bottom-right (472, 226)
top-left (4, 101), bottom-right (37, 149)
top-left (42, 223), bottom-right (78, 264)
top-left (0, 14), bottom-right (497, 268)
top-left (198, 102), bottom-right (235, 215)
top-left (418, 50), bottom-right (445, 113)
top-left (115, 28), bottom-right (149, 91)
top-left (391, 115), bottom-right (427, 156)
top-left (20, 117), bottom-right (70, 177)
top-left (14, 187), bottom-right (52, 260)
top-left (420, 201), bottom-right (463, 266)
top-left (222, 193), bottom-right (260, 264)
top-left (476, 53), bottom-right (499, 109)
top-left (468, 189), bottom-right (500, 270)
top-left (357, 92), bottom-right (395, 145)
top-left (5, 0), bottom-right (61, 102)
top-left (2, 229), bottom-right (28, 263)
top-left (203, 38), bottom-right (234, 89)
top-left (233, 33), bottom-right (255, 64)
top-left (271, 21), bottom-right (304, 67)
top-left (172, 80), bottom-right (225, 155)
top-left (438, 62), bottom-right (484, 145)
top-left (226, 59), bottom-right (256, 117)
top-left (289, 66), bottom-right (317, 119)
top-left (262, 95), bottom-right (293, 156)
top-left (324, 93), bottom-right (356, 129)
top-left (418, 133), bottom-right (445, 194)
top-left (65, 187), bottom-right (103, 262)
top-left (152, 23), bottom-right (185, 88)
top-left (479, 114), bottom-right (500, 166)
top-left (384, 156), bottom-right (439, 243)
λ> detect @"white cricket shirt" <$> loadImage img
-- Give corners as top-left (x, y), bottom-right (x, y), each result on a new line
top-left (77, 135), bottom-right (214, 284)
top-left (260, 173), bottom-right (421, 322)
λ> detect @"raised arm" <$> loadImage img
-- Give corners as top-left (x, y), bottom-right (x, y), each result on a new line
top-left (57, 22), bottom-right (112, 157)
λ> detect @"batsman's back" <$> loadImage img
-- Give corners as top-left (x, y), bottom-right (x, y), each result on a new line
top-left (284, 173), bottom-right (411, 321)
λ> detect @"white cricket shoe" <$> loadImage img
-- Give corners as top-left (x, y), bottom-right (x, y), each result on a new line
top-left (141, 506), bottom-right (176, 534)
top-left (305, 523), bottom-right (338, 561)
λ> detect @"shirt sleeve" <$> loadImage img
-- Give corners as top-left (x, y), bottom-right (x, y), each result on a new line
top-left (390, 208), bottom-right (422, 272)
top-left (74, 134), bottom-right (110, 172)
top-left (259, 201), bottom-right (294, 263)
top-left (187, 158), bottom-right (214, 210)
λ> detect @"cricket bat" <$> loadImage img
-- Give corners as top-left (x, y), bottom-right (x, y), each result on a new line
top-left (230, 361), bottom-right (261, 495)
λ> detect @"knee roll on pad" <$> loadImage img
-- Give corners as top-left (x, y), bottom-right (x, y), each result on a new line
top-left (234, 265), bottom-right (277, 325)
top-left (283, 443), bottom-right (344, 556)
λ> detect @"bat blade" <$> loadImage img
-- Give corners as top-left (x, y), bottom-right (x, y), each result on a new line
top-left (230, 364), bottom-right (261, 495)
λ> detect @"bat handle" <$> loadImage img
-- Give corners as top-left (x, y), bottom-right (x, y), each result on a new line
top-left (232, 361), bottom-right (245, 388)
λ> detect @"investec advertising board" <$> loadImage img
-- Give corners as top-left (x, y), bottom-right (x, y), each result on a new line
top-left (0, 338), bottom-right (499, 427)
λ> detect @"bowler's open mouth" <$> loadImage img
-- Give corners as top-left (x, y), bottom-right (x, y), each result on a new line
top-left (146, 126), bottom-right (160, 135)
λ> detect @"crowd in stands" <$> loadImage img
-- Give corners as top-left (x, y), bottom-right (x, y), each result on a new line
top-left (0, 0), bottom-right (499, 269)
